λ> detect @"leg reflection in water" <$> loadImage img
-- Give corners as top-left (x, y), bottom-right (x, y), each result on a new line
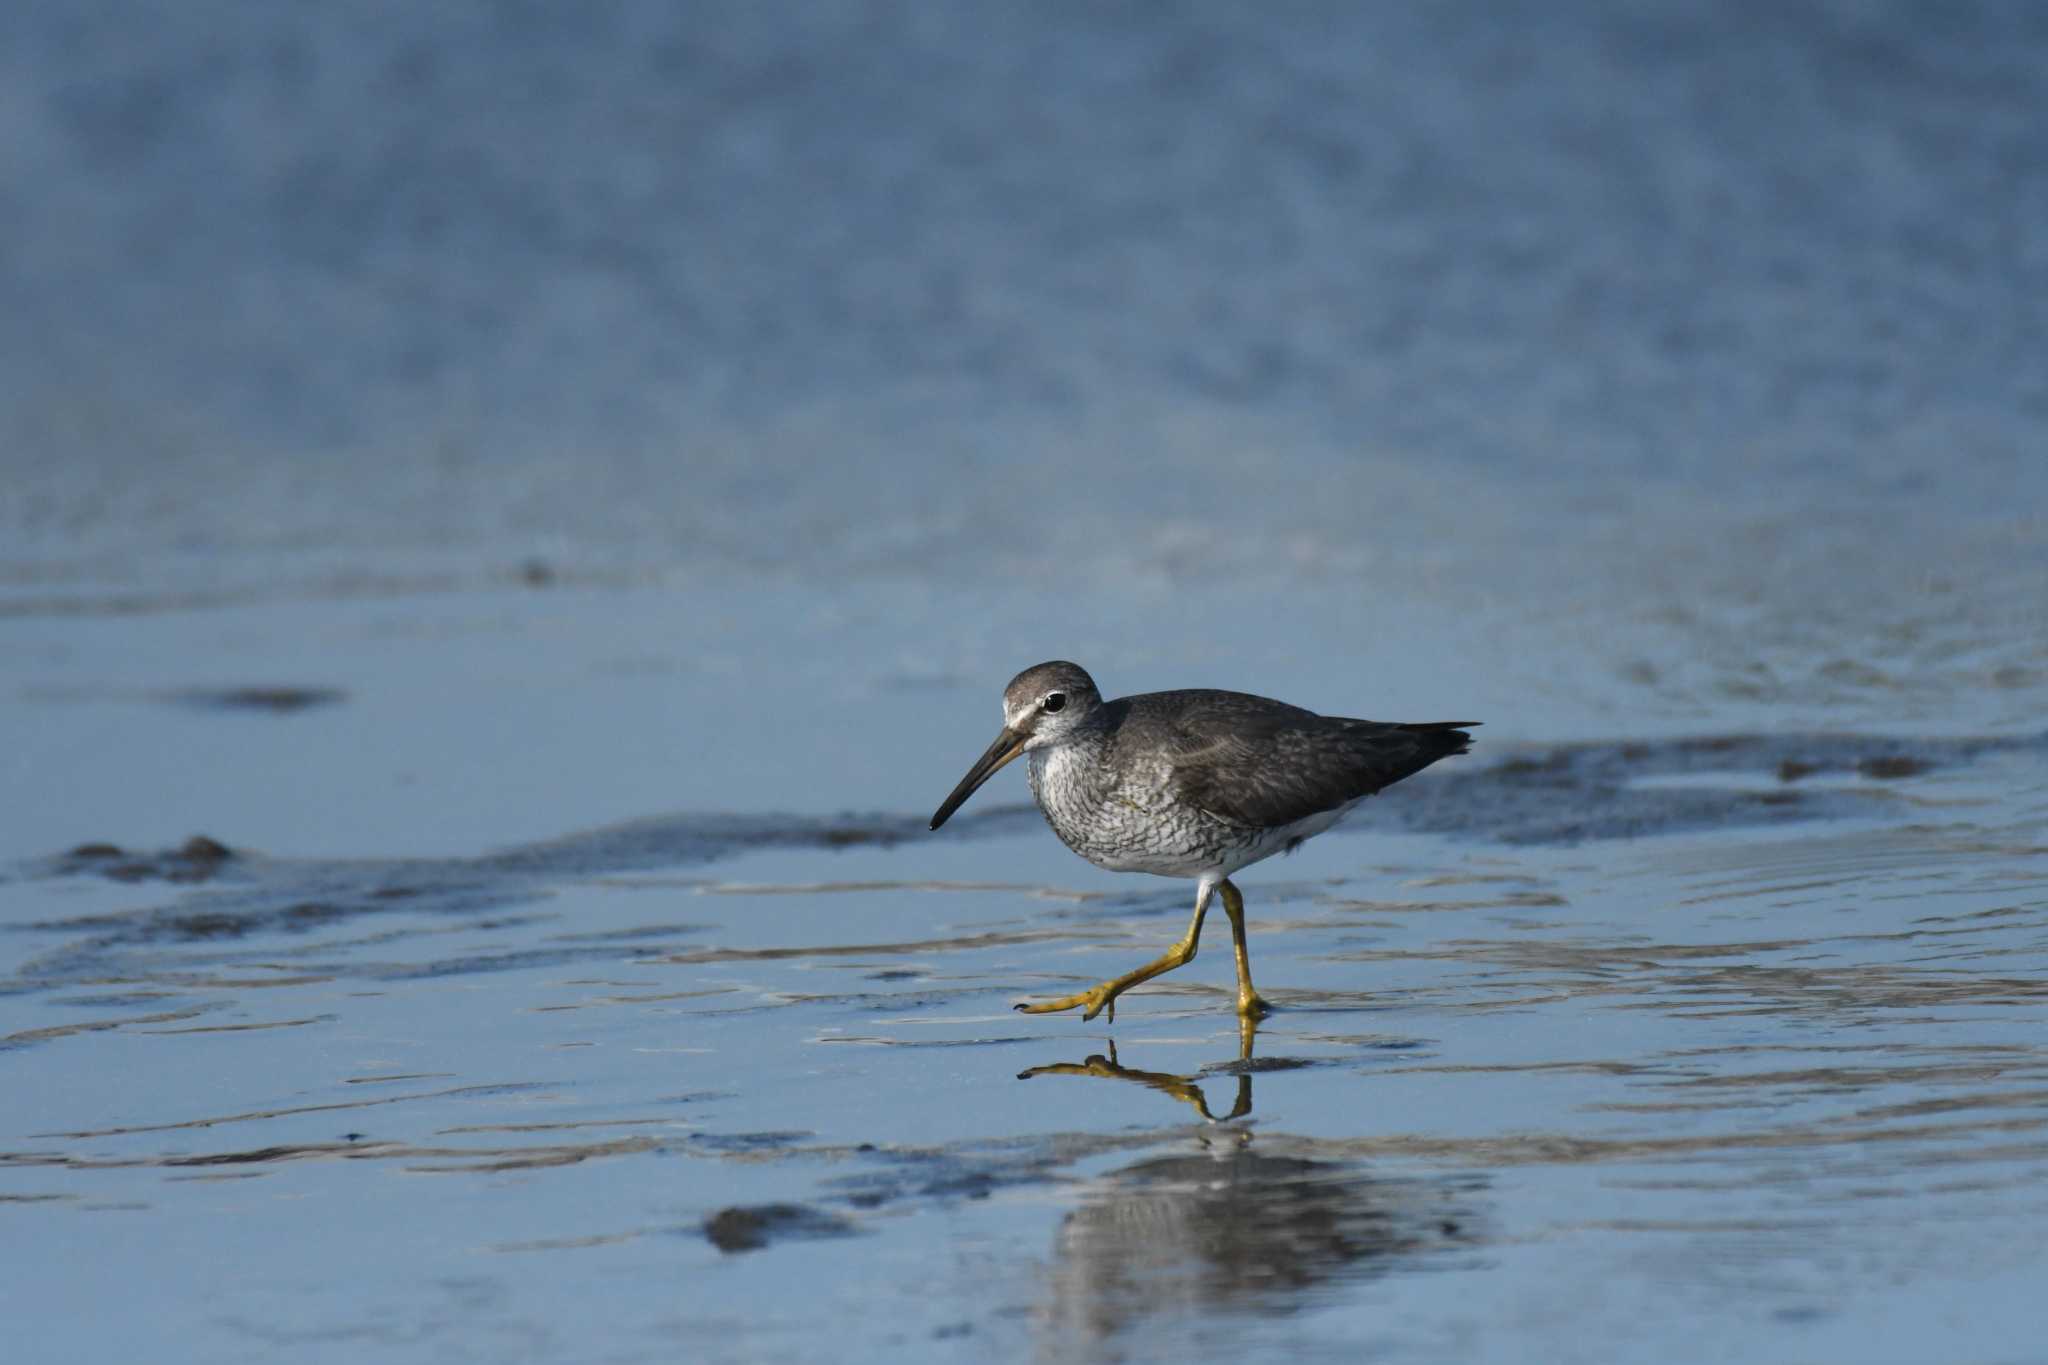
top-left (1016, 1014), bottom-right (1261, 1122)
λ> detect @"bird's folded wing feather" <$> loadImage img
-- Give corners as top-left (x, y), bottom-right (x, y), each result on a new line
top-left (1156, 699), bottom-right (1472, 830)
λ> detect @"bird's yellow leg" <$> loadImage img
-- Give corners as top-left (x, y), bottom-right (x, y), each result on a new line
top-left (1219, 879), bottom-right (1273, 1019)
top-left (1017, 882), bottom-right (1213, 1023)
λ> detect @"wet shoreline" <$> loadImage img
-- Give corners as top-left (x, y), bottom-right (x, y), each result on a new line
top-left (4, 715), bottom-right (2044, 1360)
top-left (7, 3), bottom-right (2048, 1356)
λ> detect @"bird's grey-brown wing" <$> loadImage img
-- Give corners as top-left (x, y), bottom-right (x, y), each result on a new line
top-left (1132, 691), bottom-right (1476, 831)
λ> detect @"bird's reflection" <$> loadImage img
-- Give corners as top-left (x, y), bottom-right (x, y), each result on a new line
top-left (1038, 1145), bottom-right (1477, 1355)
top-left (1017, 1014), bottom-right (1261, 1121)
top-left (1018, 1020), bottom-right (1486, 1358)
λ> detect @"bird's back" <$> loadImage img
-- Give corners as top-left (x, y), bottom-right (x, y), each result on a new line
top-left (1112, 689), bottom-right (1476, 833)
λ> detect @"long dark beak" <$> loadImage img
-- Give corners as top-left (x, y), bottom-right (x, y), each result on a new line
top-left (930, 726), bottom-right (1028, 830)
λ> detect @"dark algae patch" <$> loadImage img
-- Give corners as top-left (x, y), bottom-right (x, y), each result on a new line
top-left (58, 835), bottom-right (235, 884)
top-left (702, 1203), bottom-right (858, 1253)
top-left (1401, 731), bottom-right (2037, 844)
top-left (166, 686), bottom-right (346, 714)
top-left (1857, 755), bottom-right (1931, 780)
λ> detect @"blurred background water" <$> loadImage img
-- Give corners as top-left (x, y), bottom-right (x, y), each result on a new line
top-left (7, 1), bottom-right (2045, 609)
top-left (3, 3), bottom-right (2046, 1362)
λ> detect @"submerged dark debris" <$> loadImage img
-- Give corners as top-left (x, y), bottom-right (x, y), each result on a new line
top-left (58, 835), bottom-right (235, 884)
top-left (165, 686), bottom-right (347, 714)
top-left (702, 1202), bottom-right (858, 1253)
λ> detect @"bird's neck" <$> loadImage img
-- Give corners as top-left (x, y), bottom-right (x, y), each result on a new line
top-left (1027, 728), bottom-right (1115, 813)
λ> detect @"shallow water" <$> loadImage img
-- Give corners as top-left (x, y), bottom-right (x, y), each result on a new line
top-left (4, 601), bottom-right (2045, 1362)
top-left (6, 2), bottom-right (2048, 1361)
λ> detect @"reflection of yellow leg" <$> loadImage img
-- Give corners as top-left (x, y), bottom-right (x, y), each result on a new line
top-left (1236, 1008), bottom-right (1260, 1060)
top-left (1018, 1038), bottom-right (1252, 1122)
top-left (1219, 879), bottom-right (1272, 1019)
top-left (1017, 881), bottom-right (1214, 1024)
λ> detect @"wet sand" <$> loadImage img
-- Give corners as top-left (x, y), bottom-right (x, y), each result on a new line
top-left (3, 583), bottom-right (2043, 1361)
top-left (7, 3), bottom-right (2048, 1359)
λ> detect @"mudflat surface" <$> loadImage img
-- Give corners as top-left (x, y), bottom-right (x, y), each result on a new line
top-left (4, 580), bottom-right (2045, 1365)
top-left (5, 3), bottom-right (2048, 1362)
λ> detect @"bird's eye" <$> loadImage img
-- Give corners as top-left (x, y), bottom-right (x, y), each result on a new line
top-left (1043, 692), bottom-right (1066, 713)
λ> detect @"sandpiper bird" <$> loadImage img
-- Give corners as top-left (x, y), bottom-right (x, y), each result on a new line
top-left (931, 662), bottom-right (1476, 1022)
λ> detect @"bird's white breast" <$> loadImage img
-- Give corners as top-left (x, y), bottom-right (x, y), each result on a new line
top-left (1026, 741), bottom-right (1341, 879)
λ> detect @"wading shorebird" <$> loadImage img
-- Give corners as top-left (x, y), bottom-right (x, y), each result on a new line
top-left (930, 662), bottom-right (1477, 1022)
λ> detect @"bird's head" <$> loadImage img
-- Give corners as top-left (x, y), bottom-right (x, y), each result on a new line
top-left (930, 661), bottom-right (1102, 830)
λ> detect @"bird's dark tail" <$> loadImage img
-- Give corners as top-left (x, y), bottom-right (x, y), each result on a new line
top-left (1332, 718), bottom-right (1481, 797)
top-left (1406, 720), bottom-right (1479, 758)
top-left (1386, 721), bottom-right (1479, 783)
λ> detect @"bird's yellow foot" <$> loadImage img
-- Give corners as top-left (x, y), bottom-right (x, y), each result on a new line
top-left (1015, 981), bottom-right (1123, 1023)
